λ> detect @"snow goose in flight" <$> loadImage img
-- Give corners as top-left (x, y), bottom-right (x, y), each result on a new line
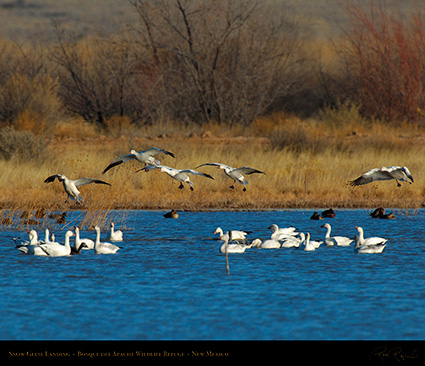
top-left (109, 222), bottom-right (123, 242)
top-left (38, 230), bottom-right (75, 257)
top-left (94, 226), bottom-right (121, 254)
top-left (214, 227), bottom-right (249, 243)
top-left (354, 236), bottom-right (387, 254)
top-left (102, 147), bottom-right (175, 174)
top-left (137, 165), bottom-right (214, 191)
top-left (195, 163), bottom-right (265, 191)
top-left (74, 226), bottom-right (95, 250)
top-left (44, 175), bottom-right (111, 204)
top-left (321, 223), bottom-right (353, 246)
top-left (355, 226), bottom-right (388, 246)
top-left (349, 166), bottom-right (414, 187)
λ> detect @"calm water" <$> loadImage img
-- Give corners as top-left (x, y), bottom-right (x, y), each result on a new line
top-left (2, 209), bottom-right (425, 340)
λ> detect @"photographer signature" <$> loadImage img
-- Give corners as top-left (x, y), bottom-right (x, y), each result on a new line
top-left (370, 346), bottom-right (420, 363)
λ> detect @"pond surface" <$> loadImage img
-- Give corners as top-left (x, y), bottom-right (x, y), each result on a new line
top-left (2, 209), bottom-right (425, 340)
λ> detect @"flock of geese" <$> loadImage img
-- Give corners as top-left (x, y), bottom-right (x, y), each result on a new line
top-left (216, 222), bottom-right (388, 255)
top-left (14, 223), bottom-right (123, 256)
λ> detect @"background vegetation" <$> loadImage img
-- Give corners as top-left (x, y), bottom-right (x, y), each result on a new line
top-left (0, 0), bottom-right (424, 212)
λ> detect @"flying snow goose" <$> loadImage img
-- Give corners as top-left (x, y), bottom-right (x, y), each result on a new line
top-left (355, 226), bottom-right (387, 246)
top-left (251, 238), bottom-right (281, 249)
top-left (354, 236), bottom-right (387, 254)
top-left (94, 226), bottom-right (121, 254)
top-left (321, 223), bottom-right (353, 246)
top-left (268, 224), bottom-right (298, 240)
top-left (214, 227), bottom-right (249, 243)
top-left (196, 162), bottom-right (265, 191)
top-left (38, 231), bottom-right (75, 257)
top-left (102, 147), bottom-right (175, 174)
top-left (137, 165), bottom-right (214, 191)
top-left (109, 222), bottom-right (123, 242)
top-left (349, 166), bottom-right (414, 187)
top-left (74, 226), bottom-right (95, 250)
top-left (44, 174), bottom-right (111, 204)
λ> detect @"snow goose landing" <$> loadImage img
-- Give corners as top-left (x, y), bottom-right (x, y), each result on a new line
top-left (94, 226), bottom-right (121, 254)
top-left (109, 222), bottom-right (123, 242)
top-left (321, 223), bottom-right (353, 246)
top-left (138, 165), bottom-right (214, 191)
top-left (102, 147), bottom-right (175, 174)
top-left (44, 174), bottom-right (111, 204)
top-left (355, 226), bottom-right (387, 246)
top-left (196, 162), bottom-right (265, 191)
top-left (349, 166), bottom-right (414, 187)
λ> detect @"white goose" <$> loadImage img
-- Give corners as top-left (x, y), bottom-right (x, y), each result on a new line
top-left (355, 226), bottom-right (388, 246)
top-left (354, 235), bottom-right (387, 254)
top-left (196, 162), bottom-right (265, 191)
top-left (214, 227), bottom-right (249, 243)
top-left (44, 174), bottom-right (111, 204)
top-left (102, 147), bottom-right (175, 174)
top-left (220, 233), bottom-right (254, 253)
top-left (251, 238), bottom-right (281, 249)
top-left (109, 223), bottom-right (123, 242)
top-left (137, 165), bottom-right (214, 191)
top-left (280, 233), bottom-right (305, 248)
top-left (321, 223), bottom-right (353, 246)
top-left (349, 166), bottom-right (414, 187)
top-left (15, 230), bottom-right (48, 256)
top-left (268, 224), bottom-right (298, 240)
top-left (74, 226), bottom-right (95, 250)
top-left (38, 231), bottom-right (75, 257)
top-left (94, 226), bottom-right (121, 254)
top-left (303, 233), bottom-right (316, 252)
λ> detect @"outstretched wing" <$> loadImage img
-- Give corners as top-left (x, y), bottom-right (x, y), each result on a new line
top-left (195, 162), bottom-right (232, 170)
top-left (44, 174), bottom-right (62, 183)
top-left (234, 167), bottom-right (265, 175)
top-left (102, 153), bottom-right (136, 174)
top-left (145, 147), bottom-right (175, 158)
top-left (180, 170), bottom-right (215, 180)
top-left (349, 168), bottom-right (392, 186)
top-left (74, 178), bottom-right (111, 188)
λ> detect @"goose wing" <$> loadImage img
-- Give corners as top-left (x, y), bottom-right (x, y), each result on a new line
top-left (102, 153), bottom-right (136, 174)
top-left (179, 169), bottom-right (215, 180)
top-left (144, 147), bottom-right (175, 158)
top-left (349, 168), bottom-right (392, 186)
top-left (44, 174), bottom-right (62, 183)
top-left (74, 177), bottom-right (111, 188)
top-left (195, 162), bottom-right (233, 170)
top-left (234, 167), bottom-right (265, 175)
top-left (386, 166), bottom-right (414, 182)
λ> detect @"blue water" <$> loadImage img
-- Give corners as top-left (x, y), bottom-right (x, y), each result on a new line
top-left (2, 209), bottom-right (425, 340)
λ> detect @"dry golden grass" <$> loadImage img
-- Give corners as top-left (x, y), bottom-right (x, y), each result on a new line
top-left (0, 113), bottom-right (424, 215)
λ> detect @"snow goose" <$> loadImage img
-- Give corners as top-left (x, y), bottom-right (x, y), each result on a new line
top-left (74, 226), bottom-right (95, 250)
top-left (281, 233), bottom-right (305, 248)
top-left (303, 233), bottom-right (315, 252)
top-left (321, 223), bottom-right (353, 246)
top-left (251, 238), bottom-right (281, 249)
top-left (214, 227), bottom-right (249, 243)
top-left (138, 165), bottom-right (214, 191)
top-left (109, 222), bottom-right (123, 242)
top-left (44, 174), bottom-right (111, 204)
top-left (268, 224), bottom-right (298, 240)
top-left (94, 226), bottom-right (121, 254)
top-left (102, 147), bottom-right (175, 174)
top-left (15, 230), bottom-right (48, 256)
top-left (349, 166), bottom-right (414, 187)
top-left (195, 162), bottom-right (265, 191)
top-left (220, 233), bottom-right (254, 253)
top-left (355, 226), bottom-right (388, 246)
top-left (354, 236), bottom-right (387, 254)
top-left (38, 231), bottom-right (75, 257)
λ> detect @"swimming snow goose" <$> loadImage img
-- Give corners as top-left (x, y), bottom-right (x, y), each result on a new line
top-left (280, 232), bottom-right (305, 248)
top-left (354, 236), bottom-right (387, 254)
top-left (251, 238), bottom-right (281, 249)
top-left (349, 166), bottom-right (414, 187)
top-left (268, 224), bottom-right (298, 240)
top-left (102, 147), bottom-right (175, 174)
top-left (321, 223), bottom-right (353, 246)
top-left (138, 165), bottom-right (214, 191)
top-left (94, 226), bottom-right (121, 254)
top-left (220, 232), bottom-right (254, 253)
top-left (15, 230), bottom-right (48, 256)
top-left (355, 226), bottom-right (388, 246)
top-left (74, 226), bottom-right (95, 250)
top-left (38, 230), bottom-right (75, 257)
top-left (214, 227), bottom-right (249, 243)
top-left (302, 233), bottom-right (316, 252)
top-left (44, 174), bottom-right (111, 204)
top-left (109, 222), bottom-right (123, 242)
top-left (195, 163), bottom-right (265, 191)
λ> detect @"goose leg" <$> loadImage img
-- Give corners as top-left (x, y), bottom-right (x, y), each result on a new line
top-left (243, 187), bottom-right (247, 192)
top-left (190, 186), bottom-right (194, 191)
top-left (178, 183), bottom-right (184, 189)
